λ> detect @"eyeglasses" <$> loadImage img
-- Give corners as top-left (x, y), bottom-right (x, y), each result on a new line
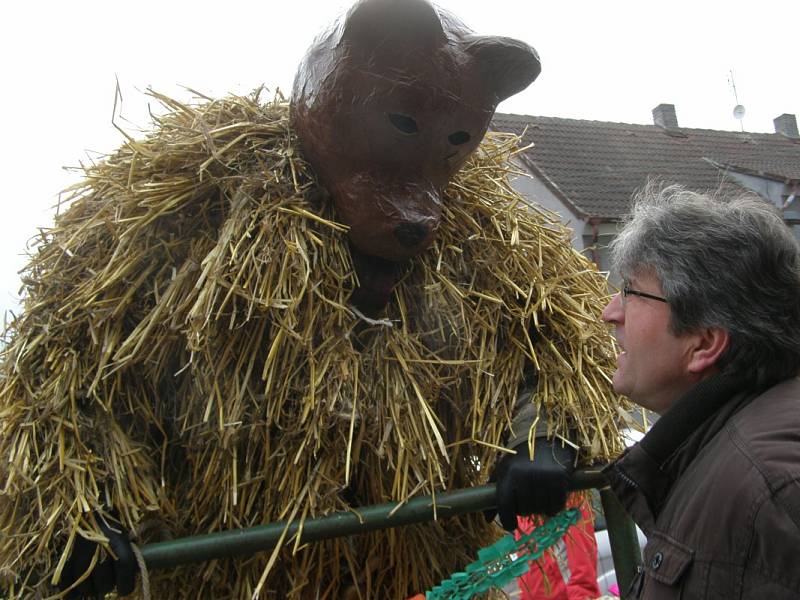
top-left (621, 284), bottom-right (668, 306)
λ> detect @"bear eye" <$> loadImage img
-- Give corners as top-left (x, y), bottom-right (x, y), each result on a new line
top-left (388, 113), bottom-right (419, 134)
top-left (448, 131), bottom-right (471, 145)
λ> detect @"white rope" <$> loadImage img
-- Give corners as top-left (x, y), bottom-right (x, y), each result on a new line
top-left (349, 304), bottom-right (395, 327)
top-left (130, 543), bottom-right (151, 600)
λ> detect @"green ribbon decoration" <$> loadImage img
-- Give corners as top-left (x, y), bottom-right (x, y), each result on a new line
top-left (426, 508), bottom-right (580, 600)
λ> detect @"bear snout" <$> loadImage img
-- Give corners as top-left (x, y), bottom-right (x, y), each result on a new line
top-left (394, 221), bottom-right (430, 248)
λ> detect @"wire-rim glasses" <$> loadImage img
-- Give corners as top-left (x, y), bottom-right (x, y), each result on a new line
top-left (621, 284), bottom-right (668, 306)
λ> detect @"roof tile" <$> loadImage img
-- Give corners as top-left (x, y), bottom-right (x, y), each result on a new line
top-left (491, 114), bottom-right (800, 219)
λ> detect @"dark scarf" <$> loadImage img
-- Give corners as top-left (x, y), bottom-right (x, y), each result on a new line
top-left (610, 373), bottom-right (760, 519)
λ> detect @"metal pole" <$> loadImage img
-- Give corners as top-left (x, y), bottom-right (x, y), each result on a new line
top-left (142, 484), bottom-right (493, 570)
top-left (599, 486), bottom-right (643, 595)
top-left (141, 469), bottom-right (607, 570)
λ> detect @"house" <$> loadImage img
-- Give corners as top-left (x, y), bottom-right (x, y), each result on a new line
top-left (491, 105), bottom-right (800, 275)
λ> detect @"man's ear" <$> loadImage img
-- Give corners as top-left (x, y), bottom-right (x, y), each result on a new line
top-left (688, 327), bottom-right (729, 375)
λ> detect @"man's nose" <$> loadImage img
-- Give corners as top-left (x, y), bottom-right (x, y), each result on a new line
top-left (601, 292), bottom-right (623, 323)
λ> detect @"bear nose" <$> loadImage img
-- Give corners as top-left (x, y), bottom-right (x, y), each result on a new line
top-left (394, 222), bottom-right (429, 248)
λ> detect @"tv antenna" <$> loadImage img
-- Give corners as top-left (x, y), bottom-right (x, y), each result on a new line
top-left (728, 70), bottom-right (745, 132)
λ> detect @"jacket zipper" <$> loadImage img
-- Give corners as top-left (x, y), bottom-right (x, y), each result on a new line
top-left (613, 463), bottom-right (640, 490)
top-left (626, 565), bottom-right (645, 599)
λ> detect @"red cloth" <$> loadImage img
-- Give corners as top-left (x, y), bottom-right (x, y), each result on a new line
top-left (515, 500), bottom-right (600, 600)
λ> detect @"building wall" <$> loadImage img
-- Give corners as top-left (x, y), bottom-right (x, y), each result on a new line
top-left (508, 169), bottom-right (587, 250)
top-left (582, 221), bottom-right (622, 284)
top-left (507, 168), bottom-right (621, 281)
top-left (727, 172), bottom-right (787, 208)
top-left (506, 155), bottom-right (800, 295)
top-left (724, 172), bottom-right (800, 238)
top-left (727, 172), bottom-right (800, 215)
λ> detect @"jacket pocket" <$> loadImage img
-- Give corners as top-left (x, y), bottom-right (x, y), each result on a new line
top-left (638, 532), bottom-right (695, 598)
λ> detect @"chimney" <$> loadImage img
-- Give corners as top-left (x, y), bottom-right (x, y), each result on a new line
top-left (652, 103), bottom-right (679, 129)
top-left (774, 113), bottom-right (799, 139)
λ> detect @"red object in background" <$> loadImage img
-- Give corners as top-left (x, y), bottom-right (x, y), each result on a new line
top-left (516, 500), bottom-right (600, 600)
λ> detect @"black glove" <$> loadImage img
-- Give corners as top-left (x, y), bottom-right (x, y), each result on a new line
top-left (487, 436), bottom-right (576, 531)
top-left (59, 514), bottom-right (137, 599)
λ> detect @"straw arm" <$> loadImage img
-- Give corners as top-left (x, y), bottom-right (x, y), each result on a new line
top-left (141, 469), bottom-right (608, 570)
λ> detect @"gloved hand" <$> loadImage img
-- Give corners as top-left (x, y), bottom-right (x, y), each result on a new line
top-left (58, 514), bottom-right (137, 599)
top-left (487, 436), bottom-right (576, 531)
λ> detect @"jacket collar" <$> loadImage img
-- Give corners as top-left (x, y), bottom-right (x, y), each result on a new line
top-left (639, 374), bottom-right (750, 465)
top-left (607, 374), bottom-right (756, 531)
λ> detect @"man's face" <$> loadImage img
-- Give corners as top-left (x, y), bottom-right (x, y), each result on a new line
top-left (601, 272), bottom-right (700, 415)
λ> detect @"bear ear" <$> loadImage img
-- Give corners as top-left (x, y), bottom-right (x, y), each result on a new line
top-left (341, 0), bottom-right (446, 50)
top-left (464, 36), bottom-right (542, 103)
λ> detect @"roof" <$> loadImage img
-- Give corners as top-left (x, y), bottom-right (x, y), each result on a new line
top-left (491, 113), bottom-right (800, 220)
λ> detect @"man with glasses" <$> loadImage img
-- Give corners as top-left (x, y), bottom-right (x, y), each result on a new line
top-left (493, 184), bottom-right (800, 598)
top-left (600, 185), bottom-right (800, 598)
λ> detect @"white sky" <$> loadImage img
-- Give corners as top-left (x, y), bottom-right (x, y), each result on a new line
top-left (1, 0), bottom-right (798, 318)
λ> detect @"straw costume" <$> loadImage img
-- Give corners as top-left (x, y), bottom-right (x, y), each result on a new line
top-left (0, 1), bottom-right (628, 598)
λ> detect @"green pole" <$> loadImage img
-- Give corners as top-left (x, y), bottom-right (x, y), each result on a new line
top-left (141, 469), bottom-right (607, 570)
top-left (142, 483), bottom-right (494, 570)
top-left (599, 486), bottom-right (643, 595)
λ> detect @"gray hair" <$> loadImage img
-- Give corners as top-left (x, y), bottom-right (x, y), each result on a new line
top-left (610, 183), bottom-right (800, 387)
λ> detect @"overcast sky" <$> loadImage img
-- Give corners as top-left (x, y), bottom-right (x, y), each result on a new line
top-left (1, 0), bottom-right (798, 318)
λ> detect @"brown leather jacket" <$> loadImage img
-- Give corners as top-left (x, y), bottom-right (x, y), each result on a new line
top-left (606, 375), bottom-right (800, 599)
